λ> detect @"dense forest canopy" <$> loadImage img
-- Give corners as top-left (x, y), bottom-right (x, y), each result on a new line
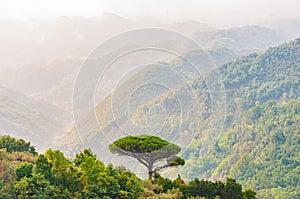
top-left (0, 135), bottom-right (256, 198)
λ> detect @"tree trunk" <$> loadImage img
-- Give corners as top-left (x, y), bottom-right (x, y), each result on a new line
top-left (148, 171), bottom-right (154, 180)
top-left (148, 161), bottom-right (154, 180)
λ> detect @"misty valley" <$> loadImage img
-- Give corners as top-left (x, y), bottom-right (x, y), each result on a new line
top-left (0, 8), bottom-right (299, 199)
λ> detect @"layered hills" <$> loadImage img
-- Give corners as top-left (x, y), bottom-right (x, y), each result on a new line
top-left (61, 38), bottom-right (300, 198)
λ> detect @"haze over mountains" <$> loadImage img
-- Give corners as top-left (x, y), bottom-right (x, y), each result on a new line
top-left (62, 36), bottom-right (300, 198)
top-left (0, 12), bottom-right (298, 150)
top-left (1, 13), bottom-right (299, 70)
top-left (0, 12), bottom-right (299, 198)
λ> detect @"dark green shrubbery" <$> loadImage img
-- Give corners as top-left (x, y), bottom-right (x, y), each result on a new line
top-left (0, 135), bottom-right (256, 198)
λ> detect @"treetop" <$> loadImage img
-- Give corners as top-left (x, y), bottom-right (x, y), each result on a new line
top-left (109, 134), bottom-right (181, 155)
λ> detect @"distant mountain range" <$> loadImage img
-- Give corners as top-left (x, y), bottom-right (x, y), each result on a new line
top-left (0, 14), bottom-right (299, 198)
top-left (1, 16), bottom-right (293, 144)
top-left (0, 86), bottom-right (63, 150)
top-left (193, 25), bottom-right (287, 53)
top-left (60, 38), bottom-right (300, 198)
top-left (1, 14), bottom-right (298, 70)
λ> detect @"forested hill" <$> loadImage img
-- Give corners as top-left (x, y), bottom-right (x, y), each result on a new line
top-left (0, 135), bottom-right (256, 198)
top-left (178, 38), bottom-right (300, 198)
top-left (220, 37), bottom-right (299, 110)
top-left (59, 38), bottom-right (300, 198)
top-left (181, 98), bottom-right (300, 198)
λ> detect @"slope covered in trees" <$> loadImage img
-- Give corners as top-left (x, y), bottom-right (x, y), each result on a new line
top-left (182, 99), bottom-right (300, 198)
top-left (59, 38), bottom-right (300, 198)
top-left (173, 39), bottom-right (300, 198)
top-left (0, 135), bottom-right (255, 198)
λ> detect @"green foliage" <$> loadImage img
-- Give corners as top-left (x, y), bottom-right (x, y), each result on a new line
top-left (223, 178), bottom-right (243, 199)
top-left (182, 178), bottom-right (250, 199)
top-left (74, 148), bottom-right (144, 198)
top-left (152, 174), bottom-right (254, 199)
top-left (167, 156), bottom-right (185, 167)
top-left (58, 38), bottom-right (300, 198)
top-left (14, 173), bottom-right (61, 198)
top-left (34, 154), bottom-right (54, 182)
top-left (0, 135), bottom-right (37, 155)
top-left (243, 188), bottom-right (257, 199)
top-left (183, 99), bottom-right (300, 199)
top-left (139, 188), bottom-right (184, 199)
top-left (176, 38), bottom-right (300, 198)
top-left (109, 134), bottom-right (180, 154)
top-left (153, 172), bottom-right (176, 193)
top-left (10, 35), bottom-right (300, 199)
top-left (16, 163), bottom-right (33, 179)
top-left (0, 136), bottom-right (255, 198)
top-left (74, 148), bottom-right (96, 166)
top-left (109, 135), bottom-right (184, 179)
top-left (115, 166), bottom-right (144, 199)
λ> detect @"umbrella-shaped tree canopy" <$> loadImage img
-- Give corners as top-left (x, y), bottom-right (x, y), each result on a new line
top-left (109, 134), bottom-right (185, 179)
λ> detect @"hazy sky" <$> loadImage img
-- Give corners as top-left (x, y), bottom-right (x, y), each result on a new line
top-left (0, 0), bottom-right (300, 26)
